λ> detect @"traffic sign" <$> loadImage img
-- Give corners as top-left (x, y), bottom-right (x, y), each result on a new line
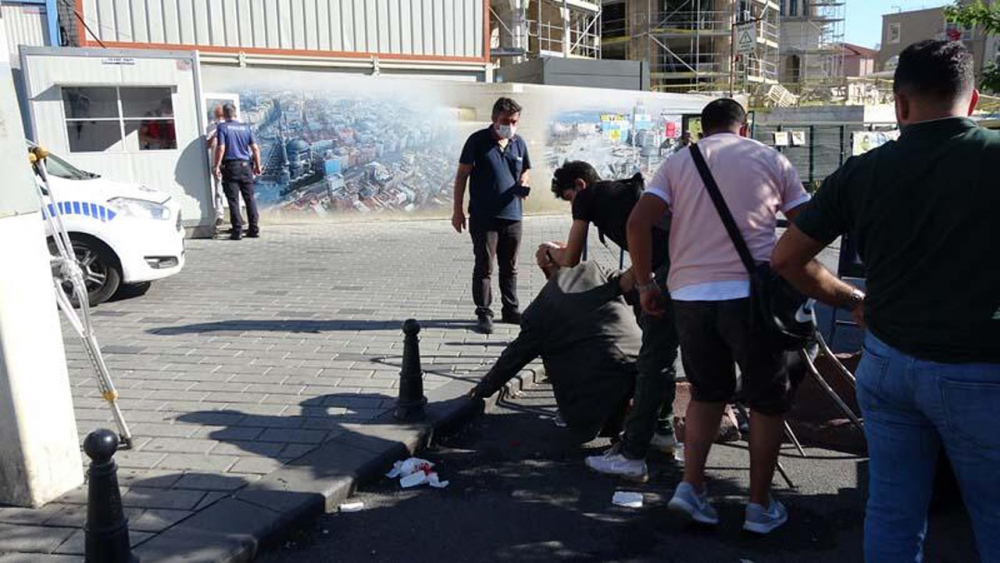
top-left (736, 23), bottom-right (757, 55)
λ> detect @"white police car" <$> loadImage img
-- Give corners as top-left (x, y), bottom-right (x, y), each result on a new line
top-left (33, 144), bottom-right (185, 305)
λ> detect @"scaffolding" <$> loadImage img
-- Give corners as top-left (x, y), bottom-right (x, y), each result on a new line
top-left (490, 0), bottom-right (603, 65)
top-left (601, 0), bottom-right (781, 94)
top-left (779, 0), bottom-right (846, 100)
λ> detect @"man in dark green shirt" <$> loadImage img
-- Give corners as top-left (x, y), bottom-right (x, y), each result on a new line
top-left (772, 40), bottom-right (1000, 562)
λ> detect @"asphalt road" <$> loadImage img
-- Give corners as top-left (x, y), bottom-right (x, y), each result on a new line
top-left (259, 384), bottom-right (979, 563)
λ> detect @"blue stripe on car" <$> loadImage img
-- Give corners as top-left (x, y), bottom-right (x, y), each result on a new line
top-left (41, 201), bottom-right (116, 222)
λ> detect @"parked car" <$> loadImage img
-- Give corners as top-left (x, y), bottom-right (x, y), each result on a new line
top-left (32, 143), bottom-right (185, 305)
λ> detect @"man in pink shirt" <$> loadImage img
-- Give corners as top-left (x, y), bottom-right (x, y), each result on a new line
top-left (627, 99), bottom-right (810, 534)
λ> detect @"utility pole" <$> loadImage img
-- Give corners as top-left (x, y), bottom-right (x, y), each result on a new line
top-left (729, 1), bottom-right (738, 97)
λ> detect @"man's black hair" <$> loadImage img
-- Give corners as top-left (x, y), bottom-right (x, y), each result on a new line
top-left (492, 97), bottom-right (523, 120)
top-left (551, 161), bottom-right (601, 198)
top-left (700, 98), bottom-right (746, 133)
top-left (223, 102), bottom-right (237, 119)
top-left (894, 40), bottom-right (974, 103)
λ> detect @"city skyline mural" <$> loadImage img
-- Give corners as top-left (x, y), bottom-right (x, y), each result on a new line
top-left (226, 89), bottom-right (464, 216)
top-left (203, 68), bottom-right (713, 218)
top-left (547, 103), bottom-right (691, 184)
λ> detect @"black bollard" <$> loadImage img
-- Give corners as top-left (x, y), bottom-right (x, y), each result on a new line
top-left (394, 319), bottom-right (427, 422)
top-left (84, 429), bottom-right (138, 563)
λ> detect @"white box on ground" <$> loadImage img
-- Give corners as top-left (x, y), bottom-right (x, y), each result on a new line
top-left (612, 491), bottom-right (644, 508)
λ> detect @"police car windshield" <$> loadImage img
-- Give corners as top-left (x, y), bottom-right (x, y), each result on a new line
top-left (43, 152), bottom-right (99, 181)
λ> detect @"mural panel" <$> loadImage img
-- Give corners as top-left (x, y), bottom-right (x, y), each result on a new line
top-left (202, 67), bottom-right (713, 218)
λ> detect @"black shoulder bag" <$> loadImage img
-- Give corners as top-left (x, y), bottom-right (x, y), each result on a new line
top-left (688, 145), bottom-right (815, 350)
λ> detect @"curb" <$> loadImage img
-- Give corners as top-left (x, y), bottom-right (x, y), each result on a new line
top-left (133, 365), bottom-right (543, 563)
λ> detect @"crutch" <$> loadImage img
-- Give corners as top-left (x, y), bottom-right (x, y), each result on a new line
top-left (800, 348), bottom-right (863, 432)
top-left (815, 330), bottom-right (856, 388)
top-left (797, 299), bottom-right (863, 433)
top-left (31, 147), bottom-right (134, 449)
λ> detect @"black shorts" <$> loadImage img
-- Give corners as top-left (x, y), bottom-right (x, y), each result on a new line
top-left (674, 298), bottom-right (800, 415)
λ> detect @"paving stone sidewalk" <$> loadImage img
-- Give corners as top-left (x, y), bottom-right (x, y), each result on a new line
top-left (0, 215), bottom-right (633, 562)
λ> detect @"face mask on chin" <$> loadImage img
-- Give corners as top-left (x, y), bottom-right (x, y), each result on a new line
top-left (495, 123), bottom-right (516, 140)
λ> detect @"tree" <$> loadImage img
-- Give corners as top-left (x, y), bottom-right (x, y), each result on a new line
top-left (945, 1), bottom-right (1000, 93)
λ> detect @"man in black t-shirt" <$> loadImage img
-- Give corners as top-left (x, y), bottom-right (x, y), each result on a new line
top-left (453, 98), bottom-right (532, 335)
top-left (540, 161), bottom-right (679, 482)
top-left (773, 40), bottom-right (1000, 561)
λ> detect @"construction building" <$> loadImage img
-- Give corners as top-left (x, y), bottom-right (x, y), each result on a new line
top-left (490, 0), bottom-right (603, 64)
top-left (778, 0), bottom-right (846, 99)
top-left (598, 0), bottom-right (781, 97)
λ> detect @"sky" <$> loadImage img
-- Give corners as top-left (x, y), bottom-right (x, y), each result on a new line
top-left (844, 0), bottom-right (953, 48)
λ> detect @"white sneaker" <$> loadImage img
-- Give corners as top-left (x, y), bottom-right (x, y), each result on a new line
top-left (668, 482), bottom-right (719, 525)
top-left (584, 448), bottom-right (649, 483)
top-left (649, 433), bottom-right (678, 454)
top-left (743, 497), bottom-right (788, 534)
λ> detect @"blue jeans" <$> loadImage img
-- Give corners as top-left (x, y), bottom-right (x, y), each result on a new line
top-left (857, 332), bottom-right (1000, 563)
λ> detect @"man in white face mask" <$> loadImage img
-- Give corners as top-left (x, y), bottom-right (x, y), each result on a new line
top-left (453, 97), bottom-right (532, 335)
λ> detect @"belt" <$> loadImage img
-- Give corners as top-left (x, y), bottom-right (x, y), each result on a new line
top-left (223, 159), bottom-right (250, 163)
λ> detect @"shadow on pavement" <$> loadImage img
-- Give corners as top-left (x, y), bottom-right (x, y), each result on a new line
top-left (253, 398), bottom-right (876, 563)
top-left (132, 393), bottom-right (461, 559)
top-left (147, 319), bottom-right (478, 336)
top-left (368, 355), bottom-right (493, 385)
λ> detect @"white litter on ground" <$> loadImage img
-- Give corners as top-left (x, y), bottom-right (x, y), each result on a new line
top-left (612, 491), bottom-right (644, 508)
top-left (339, 502), bottom-right (364, 512)
top-left (386, 457), bottom-right (450, 489)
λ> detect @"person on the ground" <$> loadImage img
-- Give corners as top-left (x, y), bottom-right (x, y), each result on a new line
top-left (469, 261), bottom-right (640, 442)
top-left (213, 103), bottom-right (262, 241)
top-left (628, 98), bottom-right (810, 534)
top-left (772, 40), bottom-right (1000, 562)
top-left (452, 97), bottom-right (532, 335)
top-left (205, 105), bottom-right (226, 227)
top-left (538, 161), bottom-right (680, 481)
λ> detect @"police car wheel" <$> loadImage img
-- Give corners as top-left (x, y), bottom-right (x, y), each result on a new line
top-left (69, 239), bottom-right (121, 306)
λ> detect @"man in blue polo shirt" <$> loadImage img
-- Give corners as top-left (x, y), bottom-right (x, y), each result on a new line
top-left (453, 97), bottom-right (532, 334)
top-left (213, 103), bottom-right (262, 241)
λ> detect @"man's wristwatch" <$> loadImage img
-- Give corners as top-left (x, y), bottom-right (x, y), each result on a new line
top-left (847, 288), bottom-right (865, 309)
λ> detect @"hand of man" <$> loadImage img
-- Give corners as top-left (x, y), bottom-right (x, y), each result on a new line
top-left (253, 163), bottom-right (262, 176)
top-left (535, 244), bottom-right (554, 267)
top-left (639, 287), bottom-right (664, 317)
top-left (451, 209), bottom-right (466, 234)
top-left (213, 167), bottom-right (221, 180)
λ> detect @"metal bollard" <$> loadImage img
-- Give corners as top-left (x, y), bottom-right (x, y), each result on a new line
top-left (84, 429), bottom-right (139, 563)
top-left (394, 319), bottom-right (427, 422)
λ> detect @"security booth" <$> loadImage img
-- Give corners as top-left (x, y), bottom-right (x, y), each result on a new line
top-left (19, 46), bottom-right (215, 237)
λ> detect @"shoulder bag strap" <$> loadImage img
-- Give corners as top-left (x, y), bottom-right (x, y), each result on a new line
top-left (688, 144), bottom-right (756, 275)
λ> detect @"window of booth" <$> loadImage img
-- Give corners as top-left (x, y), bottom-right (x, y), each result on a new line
top-left (62, 86), bottom-right (177, 153)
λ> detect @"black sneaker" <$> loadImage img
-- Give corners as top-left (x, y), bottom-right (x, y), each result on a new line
top-left (500, 310), bottom-right (522, 325)
top-left (475, 315), bottom-right (494, 335)
top-left (229, 233), bottom-right (243, 241)
top-left (246, 230), bottom-right (260, 239)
